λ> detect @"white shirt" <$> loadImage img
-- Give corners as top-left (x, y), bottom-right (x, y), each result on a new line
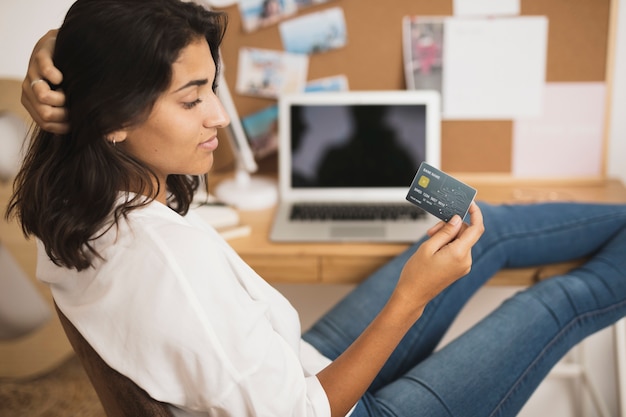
top-left (38, 199), bottom-right (335, 416)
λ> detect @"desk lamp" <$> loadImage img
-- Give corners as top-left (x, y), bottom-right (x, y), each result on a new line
top-left (213, 73), bottom-right (278, 210)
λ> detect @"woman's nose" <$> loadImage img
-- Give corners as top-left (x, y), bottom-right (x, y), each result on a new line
top-left (204, 94), bottom-right (230, 129)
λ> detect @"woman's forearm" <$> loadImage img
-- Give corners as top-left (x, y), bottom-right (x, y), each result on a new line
top-left (317, 296), bottom-right (425, 417)
top-left (316, 204), bottom-right (484, 417)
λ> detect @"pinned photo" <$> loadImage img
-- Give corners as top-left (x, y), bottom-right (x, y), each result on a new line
top-left (242, 105), bottom-right (279, 159)
top-left (294, 0), bottom-right (335, 10)
top-left (304, 75), bottom-right (349, 92)
top-left (236, 47), bottom-right (309, 98)
top-left (279, 7), bottom-right (347, 54)
top-left (402, 16), bottom-right (445, 94)
top-left (239, 0), bottom-right (297, 32)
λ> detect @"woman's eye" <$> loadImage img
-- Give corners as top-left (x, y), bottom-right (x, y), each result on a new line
top-left (182, 98), bottom-right (202, 109)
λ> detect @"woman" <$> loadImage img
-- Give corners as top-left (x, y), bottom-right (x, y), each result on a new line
top-left (11, 0), bottom-right (626, 416)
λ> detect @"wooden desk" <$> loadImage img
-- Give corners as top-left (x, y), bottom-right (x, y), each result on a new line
top-left (227, 177), bottom-right (626, 286)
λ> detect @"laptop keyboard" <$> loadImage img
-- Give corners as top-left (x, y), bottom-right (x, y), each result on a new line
top-left (290, 203), bottom-right (427, 221)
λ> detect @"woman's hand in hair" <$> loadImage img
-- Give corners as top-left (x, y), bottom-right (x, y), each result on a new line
top-left (21, 30), bottom-right (69, 134)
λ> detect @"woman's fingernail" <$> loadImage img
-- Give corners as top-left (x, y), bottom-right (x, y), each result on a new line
top-left (449, 215), bottom-right (461, 226)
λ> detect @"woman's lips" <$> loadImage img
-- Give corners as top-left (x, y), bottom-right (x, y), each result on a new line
top-left (199, 136), bottom-right (218, 151)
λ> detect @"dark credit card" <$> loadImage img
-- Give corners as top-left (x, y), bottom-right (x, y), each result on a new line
top-left (406, 162), bottom-right (477, 222)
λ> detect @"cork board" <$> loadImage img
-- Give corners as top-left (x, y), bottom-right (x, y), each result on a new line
top-left (213, 0), bottom-right (613, 175)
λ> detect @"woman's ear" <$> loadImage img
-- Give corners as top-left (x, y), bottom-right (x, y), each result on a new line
top-left (106, 130), bottom-right (128, 145)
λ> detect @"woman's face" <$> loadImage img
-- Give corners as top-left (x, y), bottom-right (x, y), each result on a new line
top-left (118, 37), bottom-right (229, 199)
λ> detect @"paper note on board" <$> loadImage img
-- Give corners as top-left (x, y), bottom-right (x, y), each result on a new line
top-left (512, 83), bottom-right (606, 178)
top-left (453, 0), bottom-right (520, 16)
top-left (442, 16), bottom-right (548, 120)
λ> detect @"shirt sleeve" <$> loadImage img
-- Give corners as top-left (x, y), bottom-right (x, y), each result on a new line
top-left (70, 217), bottom-right (332, 417)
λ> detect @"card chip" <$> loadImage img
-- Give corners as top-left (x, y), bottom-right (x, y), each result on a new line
top-left (418, 175), bottom-right (430, 188)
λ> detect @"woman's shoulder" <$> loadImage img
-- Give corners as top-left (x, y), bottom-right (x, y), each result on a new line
top-left (118, 202), bottom-right (219, 257)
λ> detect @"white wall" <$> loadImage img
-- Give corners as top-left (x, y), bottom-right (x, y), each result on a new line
top-left (0, 0), bottom-right (75, 80)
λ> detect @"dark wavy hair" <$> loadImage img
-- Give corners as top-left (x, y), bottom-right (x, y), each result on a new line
top-left (6, 0), bottom-right (227, 271)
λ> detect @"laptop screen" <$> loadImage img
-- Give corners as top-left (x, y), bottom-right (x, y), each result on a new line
top-left (290, 103), bottom-right (428, 189)
top-left (278, 91), bottom-right (441, 201)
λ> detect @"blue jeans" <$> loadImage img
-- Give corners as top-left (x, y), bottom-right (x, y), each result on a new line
top-left (302, 202), bottom-right (626, 417)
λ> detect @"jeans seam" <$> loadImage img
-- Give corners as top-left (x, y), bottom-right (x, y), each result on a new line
top-left (488, 298), bottom-right (626, 417)
top-left (374, 375), bottom-right (455, 417)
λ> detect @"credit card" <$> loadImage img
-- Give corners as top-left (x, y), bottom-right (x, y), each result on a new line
top-left (406, 162), bottom-right (477, 222)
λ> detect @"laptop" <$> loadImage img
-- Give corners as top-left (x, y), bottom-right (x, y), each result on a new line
top-left (270, 90), bottom-right (441, 242)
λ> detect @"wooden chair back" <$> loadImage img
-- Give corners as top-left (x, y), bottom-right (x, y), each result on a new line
top-left (55, 304), bottom-right (174, 417)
